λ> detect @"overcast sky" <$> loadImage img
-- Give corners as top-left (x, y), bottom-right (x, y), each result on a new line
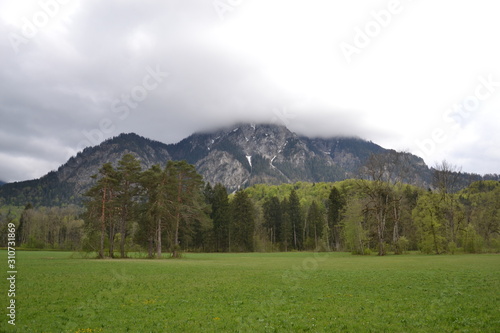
top-left (1, 0), bottom-right (499, 182)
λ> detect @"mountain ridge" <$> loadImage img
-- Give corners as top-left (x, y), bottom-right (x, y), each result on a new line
top-left (0, 122), bottom-right (490, 206)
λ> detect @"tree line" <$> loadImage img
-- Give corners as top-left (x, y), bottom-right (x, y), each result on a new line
top-left (1, 153), bottom-right (499, 257)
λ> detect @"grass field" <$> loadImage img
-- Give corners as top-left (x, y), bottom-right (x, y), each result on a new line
top-left (1, 251), bottom-right (499, 332)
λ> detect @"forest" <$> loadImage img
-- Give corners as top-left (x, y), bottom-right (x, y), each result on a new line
top-left (1, 153), bottom-right (499, 257)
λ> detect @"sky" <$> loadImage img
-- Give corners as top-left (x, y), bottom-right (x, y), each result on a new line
top-left (1, 0), bottom-right (499, 182)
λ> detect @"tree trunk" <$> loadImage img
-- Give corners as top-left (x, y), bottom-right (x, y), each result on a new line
top-left (157, 218), bottom-right (162, 258)
top-left (431, 219), bottom-right (439, 255)
top-left (108, 190), bottom-right (115, 258)
top-left (148, 235), bottom-right (153, 259)
top-left (314, 226), bottom-right (318, 249)
top-left (172, 173), bottom-right (183, 258)
top-left (173, 211), bottom-right (181, 258)
top-left (393, 200), bottom-right (401, 254)
top-left (120, 207), bottom-right (127, 258)
top-left (99, 187), bottom-right (106, 259)
top-left (377, 195), bottom-right (389, 256)
top-left (109, 219), bottom-right (115, 258)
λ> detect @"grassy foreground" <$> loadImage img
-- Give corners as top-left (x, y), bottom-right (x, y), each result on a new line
top-left (1, 251), bottom-right (499, 332)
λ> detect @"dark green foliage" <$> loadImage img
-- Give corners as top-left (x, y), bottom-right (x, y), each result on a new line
top-left (0, 172), bottom-right (76, 207)
top-left (168, 133), bottom-right (212, 164)
top-left (208, 183), bottom-right (231, 252)
top-left (83, 162), bottom-right (119, 258)
top-left (282, 137), bottom-right (300, 158)
top-left (263, 196), bottom-right (283, 246)
top-left (137, 164), bottom-right (168, 258)
top-left (16, 203), bottom-right (33, 245)
top-left (327, 187), bottom-right (346, 250)
top-left (287, 189), bottom-right (303, 250)
top-left (116, 154), bottom-right (142, 258)
top-left (166, 160), bottom-right (209, 258)
top-left (214, 138), bottom-right (251, 172)
top-left (249, 154), bottom-right (269, 175)
top-left (304, 200), bottom-right (325, 250)
top-left (230, 191), bottom-right (255, 252)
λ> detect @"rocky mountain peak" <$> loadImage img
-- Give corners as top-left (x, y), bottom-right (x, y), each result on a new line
top-left (1, 122), bottom-right (466, 206)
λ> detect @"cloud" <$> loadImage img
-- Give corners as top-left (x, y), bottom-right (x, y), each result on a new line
top-left (1, 0), bottom-right (499, 182)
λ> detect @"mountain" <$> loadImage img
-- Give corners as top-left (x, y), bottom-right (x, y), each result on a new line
top-left (0, 123), bottom-right (487, 207)
top-left (169, 123), bottom-right (421, 189)
top-left (0, 181), bottom-right (5, 187)
top-left (0, 133), bottom-right (171, 206)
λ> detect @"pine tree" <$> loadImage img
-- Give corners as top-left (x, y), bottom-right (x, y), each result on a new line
top-left (166, 161), bottom-right (206, 258)
top-left (17, 203), bottom-right (33, 245)
top-left (287, 189), bottom-right (303, 250)
top-left (305, 200), bottom-right (324, 250)
top-left (281, 197), bottom-right (291, 252)
top-left (139, 164), bottom-right (170, 258)
top-left (263, 196), bottom-right (282, 246)
top-left (116, 154), bottom-right (141, 258)
top-left (231, 191), bottom-right (255, 252)
top-left (210, 183), bottom-right (231, 252)
top-left (327, 187), bottom-right (346, 251)
top-left (84, 163), bottom-right (119, 258)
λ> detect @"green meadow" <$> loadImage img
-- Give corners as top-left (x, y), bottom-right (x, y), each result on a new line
top-left (1, 251), bottom-right (499, 333)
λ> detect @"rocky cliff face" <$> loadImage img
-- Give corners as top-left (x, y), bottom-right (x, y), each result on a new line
top-left (165, 123), bottom-right (432, 191)
top-left (0, 123), bottom-right (435, 206)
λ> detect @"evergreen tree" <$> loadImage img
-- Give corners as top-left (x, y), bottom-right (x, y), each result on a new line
top-left (166, 160), bottom-right (207, 258)
top-left (139, 164), bottom-right (170, 258)
top-left (210, 183), bottom-right (231, 252)
top-left (263, 196), bottom-right (282, 246)
top-left (230, 190), bottom-right (255, 252)
top-left (16, 203), bottom-right (33, 245)
top-left (84, 163), bottom-right (119, 258)
top-left (116, 154), bottom-right (141, 258)
top-left (305, 200), bottom-right (324, 250)
top-left (287, 189), bottom-right (303, 250)
top-left (281, 197), bottom-right (291, 252)
top-left (327, 187), bottom-right (345, 251)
